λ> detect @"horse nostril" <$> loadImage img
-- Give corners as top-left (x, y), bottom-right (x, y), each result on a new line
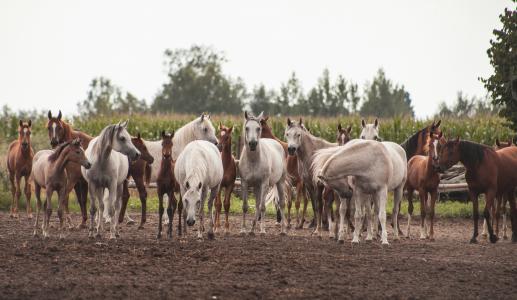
top-left (186, 219), bottom-right (195, 226)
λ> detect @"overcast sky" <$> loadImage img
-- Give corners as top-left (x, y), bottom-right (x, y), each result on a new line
top-left (0, 0), bottom-right (512, 118)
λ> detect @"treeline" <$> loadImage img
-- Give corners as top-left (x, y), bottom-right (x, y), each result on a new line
top-left (77, 45), bottom-right (417, 118)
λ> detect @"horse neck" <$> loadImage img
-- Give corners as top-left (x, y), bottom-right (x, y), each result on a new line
top-left (93, 135), bottom-right (113, 164)
top-left (49, 151), bottom-right (69, 177)
top-left (159, 158), bottom-right (173, 178)
top-left (17, 141), bottom-right (31, 157)
top-left (62, 122), bottom-right (74, 141)
top-left (221, 139), bottom-right (233, 161)
top-left (299, 133), bottom-right (335, 161)
top-left (172, 124), bottom-right (196, 159)
top-left (243, 144), bottom-right (262, 163)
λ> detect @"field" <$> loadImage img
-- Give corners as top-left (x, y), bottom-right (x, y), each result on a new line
top-left (1, 212), bottom-right (516, 299)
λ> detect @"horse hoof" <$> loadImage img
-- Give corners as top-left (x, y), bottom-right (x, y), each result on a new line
top-left (429, 237), bottom-right (435, 242)
top-left (381, 241), bottom-right (389, 246)
top-left (28, 214), bottom-right (33, 220)
top-left (137, 225), bottom-right (144, 230)
top-left (95, 233), bottom-right (102, 239)
top-left (208, 232), bottom-right (215, 240)
top-left (489, 235), bottom-right (498, 244)
top-left (469, 238), bottom-right (478, 244)
top-left (157, 233), bottom-right (162, 240)
top-left (279, 231), bottom-right (287, 236)
top-left (481, 233), bottom-right (487, 238)
top-left (338, 239), bottom-right (344, 244)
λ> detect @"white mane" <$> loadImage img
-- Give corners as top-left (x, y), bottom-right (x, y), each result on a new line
top-left (172, 115), bottom-right (215, 159)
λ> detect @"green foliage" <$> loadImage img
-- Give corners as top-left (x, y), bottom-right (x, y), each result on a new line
top-left (77, 77), bottom-right (147, 117)
top-left (481, 4), bottom-right (517, 130)
top-left (360, 69), bottom-right (414, 118)
top-left (151, 45), bottom-right (246, 115)
top-left (436, 91), bottom-right (498, 118)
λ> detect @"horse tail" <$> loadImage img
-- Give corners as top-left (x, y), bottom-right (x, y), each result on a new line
top-left (144, 163), bottom-right (152, 186)
top-left (265, 185), bottom-right (279, 207)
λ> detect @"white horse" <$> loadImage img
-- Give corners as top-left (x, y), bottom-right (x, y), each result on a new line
top-left (360, 119), bottom-right (407, 240)
top-left (314, 139), bottom-right (394, 244)
top-left (174, 140), bottom-right (223, 240)
top-left (81, 121), bottom-right (141, 239)
top-left (239, 111), bottom-right (287, 235)
top-left (145, 114), bottom-right (218, 183)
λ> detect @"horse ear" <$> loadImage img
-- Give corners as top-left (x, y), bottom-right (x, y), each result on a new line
top-left (361, 119), bottom-right (366, 128)
top-left (337, 123), bottom-right (342, 131)
top-left (435, 120), bottom-right (441, 128)
top-left (137, 132), bottom-right (141, 139)
top-left (200, 114), bottom-right (205, 122)
top-left (171, 130), bottom-right (175, 138)
top-left (19, 120), bottom-right (23, 127)
top-left (48, 110), bottom-right (52, 119)
top-left (264, 115), bottom-right (269, 122)
top-left (257, 111), bottom-right (264, 120)
top-left (347, 125), bottom-right (352, 133)
top-left (496, 138), bottom-right (501, 147)
top-left (287, 117), bottom-right (292, 127)
top-left (244, 111), bottom-right (250, 120)
top-left (161, 130), bottom-right (166, 139)
top-left (121, 120), bottom-right (128, 128)
top-left (28, 120), bottom-right (32, 127)
top-left (57, 110), bottom-right (62, 120)
top-left (374, 118), bottom-right (379, 128)
top-left (299, 118), bottom-right (303, 126)
top-left (218, 122), bottom-right (222, 130)
top-left (509, 139), bottom-right (512, 146)
top-left (438, 131), bottom-right (443, 139)
top-left (207, 114), bottom-right (210, 120)
top-left (455, 136), bottom-right (460, 143)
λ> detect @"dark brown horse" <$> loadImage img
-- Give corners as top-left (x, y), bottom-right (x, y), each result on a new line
top-left (47, 110), bottom-right (93, 227)
top-left (400, 120), bottom-right (442, 159)
top-left (118, 133), bottom-right (155, 229)
top-left (436, 137), bottom-right (517, 243)
top-left (7, 120), bottom-right (34, 219)
top-left (405, 131), bottom-right (442, 240)
top-left (214, 124), bottom-right (237, 234)
top-left (156, 131), bottom-right (182, 239)
top-left (260, 116), bottom-right (309, 229)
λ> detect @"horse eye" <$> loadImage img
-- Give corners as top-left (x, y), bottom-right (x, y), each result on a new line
top-left (186, 181), bottom-right (190, 189)
top-left (120, 136), bottom-right (126, 142)
top-left (361, 136), bottom-right (365, 139)
top-left (245, 127), bottom-right (249, 132)
top-left (204, 127), bottom-right (208, 132)
top-left (297, 133), bottom-right (300, 137)
top-left (198, 182), bottom-right (202, 189)
top-left (76, 150), bottom-right (80, 154)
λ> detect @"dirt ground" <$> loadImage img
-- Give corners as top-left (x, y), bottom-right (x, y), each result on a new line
top-left (0, 212), bottom-right (515, 300)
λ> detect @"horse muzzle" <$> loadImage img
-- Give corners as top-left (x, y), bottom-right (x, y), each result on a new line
top-left (82, 161), bottom-right (92, 169)
top-left (248, 141), bottom-right (257, 151)
top-left (50, 139), bottom-right (59, 148)
top-left (130, 151), bottom-right (141, 161)
top-left (287, 146), bottom-right (296, 156)
top-left (186, 218), bottom-right (195, 226)
top-left (21, 142), bottom-right (29, 149)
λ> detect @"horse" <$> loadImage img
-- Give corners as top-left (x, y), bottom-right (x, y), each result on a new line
top-left (285, 118), bottom-right (337, 237)
top-left (314, 139), bottom-right (394, 245)
top-left (359, 119), bottom-right (408, 240)
top-left (174, 140), bottom-right (223, 240)
top-left (32, 139), bottom-right (92, 238)
top-left (118, 133), bottom-right (155, 228)
top-left (435, 137), bottom-right (517, 243)
top-left (400, 120), bottom-right (442, 159)
top-left (240, 112), bottom-right (288, 235)
top-left (260, 116), bottom-right (308, 229)
top-left (47, 110), bottom-right (93, 227)
top-left (157, 131), bottom-right (182, 239)
top-left (81, 121), bottom-right (141, 239)
top-left (7, 120), bottom-right (34, 219)
top-left (405, 131), bottom-right (442, 240)
top-left (214, 124), bottom-right (237, 234)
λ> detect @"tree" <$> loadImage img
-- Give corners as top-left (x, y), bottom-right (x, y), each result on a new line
top-left (481, 4), bottom-right (517, 129)
top-left (250, 84), bottom-right (275, 115)
top-left (77, 77), bottom-right (146, 117)
top-left (360, 69), bottom-right (414, 117)
top-left (275, 72), bottom-right (305, 115)
top-left (436, 91), bottom-right (498, 117)
top-left (151, 45), bottom-right (246, 114)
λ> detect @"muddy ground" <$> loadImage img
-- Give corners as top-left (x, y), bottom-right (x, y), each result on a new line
top-left (0, 212), bottom-right (515, 299)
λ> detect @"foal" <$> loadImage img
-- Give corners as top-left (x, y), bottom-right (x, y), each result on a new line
top-left (157, 131), bottom-right (181, 239)
top-left (7, 120), bottom-right (34, 219)
top-left (405, 132), bottom-right (442, 240)
top-left (215, 124), bottom-right (237, 234)
top-left (32, 139), bottom-right (91, 238)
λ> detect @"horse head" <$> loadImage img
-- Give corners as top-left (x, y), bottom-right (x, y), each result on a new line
top-left (161, 130), bottom-right (174, 160)
top-left (131, 133), bottom-right (154, 164)
top-left (435, 133), bottom-right (460, 173)
top-left (360, 119), bottom-right (381, 141)
top-left (108, 120), bottom-right (140, 161)
top-left (47, 110), bottom-right (65, 148)
top-left (336, 123), bottom-right (352, 146)
top-left (194, 113), bottom-right (218, 146)
top-left (218, 123), bottom-right (233, 152)
top-left (18, 120), bottom-right (32, 150)
top-left (244, 111), bottom-right (264, 152)
top-left (182, 177), bottom-right (202, 227)
top-left (285, 117), bottom-right (305, 156)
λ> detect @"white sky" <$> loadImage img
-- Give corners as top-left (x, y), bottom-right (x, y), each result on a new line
top-left (0, 0), bottom-right (512, 118)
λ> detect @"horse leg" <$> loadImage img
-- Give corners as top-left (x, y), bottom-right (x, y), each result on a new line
top-left (177, 194), bottom-right (184, 236)
top-left (167, 190), bottom-right (176, 239)
top-left (57, 188), bottom-right (67, 239)
top-left (223, 183), bottom-right (234, 235)
top-left (157, 188), bottom-right (164, 239)
top-left (326, 191), bottom-right (335, 239)
top-left (111, 183), bottom-right (123, 239)
top-left (88, 184), bottom-right (98, 238)
top-left (43, 189), bottom-right (53, 238)
top-left (352, 189), bottom-right (364, 244)
top-left (294, 181), bottom-right (302, 228)
top-left (469, 190), bottom-right (480, 244)
top-left (376, 187), bottom-right (389, 245)
top-left (135, 177), bottom-right (147, 229)
top-left (240, 180), bottom-right (249, 235)
top-left (484, 189), bottom-right (498, 243)
top-left (33, 184), bottom-right (42, 237)
top-left (277, 181), bottom-right (287, 235)
top-left (365, 196), bottom-right (375, 241)
top-left (24, 176), bottom-right (32, 219)
top-left (207, 187), bottom-right (218, 240)
top-left (418, 189), bottom-right (428, 239)
top-left (494, 195), bottom-right (502, 238)
top-left (286, 183), bottom-right (293, 229)
top-left (392, 186), bottom-right (403, 240)
top-left (13, 174), bottom-right (22, 218)
top-left (346, 196), bottom-right (355, 234)
top-left (8, 172), bottom-right (15, 218)
top-left (502, 192), bottom-right (509, 240)
top-left (74, 183), bottom-right (86, 229)
top-left (197, 188), bottom-right (208, 240)
top-left (312, 185), bottom-right (324, 238)
top-left (338, 195), bottom-right (347, 243)
top-left (429, 190), bottom-right (438, 241)
top-left (251, 184), bottom-right (263, 235)
top-left (118, 179), bottom-right (133, 226)
top-left (214, 186), bottom-right (222, 233)
top-left (334, 196), bottom-right (340, 240)
top-left (95, 187), bottom-right (105, 238)
top-left (505, 191), bottom-right (516, 242)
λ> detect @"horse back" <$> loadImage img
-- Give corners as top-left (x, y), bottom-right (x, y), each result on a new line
top-left (465, 149), bottom-right (498, 193)
top-left (496, 147), bottom-right (517, 193)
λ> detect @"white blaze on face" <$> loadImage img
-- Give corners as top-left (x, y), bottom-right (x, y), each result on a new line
top-left (221, 131), bottom-right (226, 136)
top-left (23, 127), bottom-right (28, 139)
top-left (433, 139), bottom-right (438, 159)
top-left (52, 122), bottom-right (57, 139)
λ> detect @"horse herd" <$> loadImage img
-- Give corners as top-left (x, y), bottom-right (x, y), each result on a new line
top-left (5, 111), bottom-right (517, 244)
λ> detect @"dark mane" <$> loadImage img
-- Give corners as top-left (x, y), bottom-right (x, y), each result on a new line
top-left (48, 141), bottom-right (71, 162)
top-left (458, 140), bottom-right (490, 167)
top-left (400, 127), bottom-right (429, 159)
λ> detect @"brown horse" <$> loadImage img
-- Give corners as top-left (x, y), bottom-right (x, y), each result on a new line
top-left (47, 110), bottom-right (93, 227)
top-left (400, 120), bottom-right (442, 159)
top-left (405, 131), bottom-right (442, 240)
top-left (7, 120), bottom-right (34, 219)
top-left (156, 131), bottom-right (182, 239)
top-left (436, 137), bottom-right (517, 243)
top-left (260, 116), bottom-right (309, 229)
top-left (214, 124), bottom-right (237, 234)
top-left (32, 139), bottom-right (91, 238)
top-left (118, 133), bottom-right (155, 229)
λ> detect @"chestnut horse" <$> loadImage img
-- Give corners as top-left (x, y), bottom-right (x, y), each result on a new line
top-left (156, 131), bottom-right (182, 239)
top-left (405, 132), bottom-right (442, 240)
top-left (400, 120), bottom-right (442, 159)
top-left (32, 139), bottom-right (91, 238)
top-left (7, 120), bottom-right (34, 219)
top-left (47, 110), bottom-right (93, 227)
top-left (260, 116), bottom-right (308, 229)
top-left (214, 124), bottom-right (237, 234)
top-left (118, 133), bottom-right (155, 228)
top-left (436, 137), bottom-right (517, 243)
